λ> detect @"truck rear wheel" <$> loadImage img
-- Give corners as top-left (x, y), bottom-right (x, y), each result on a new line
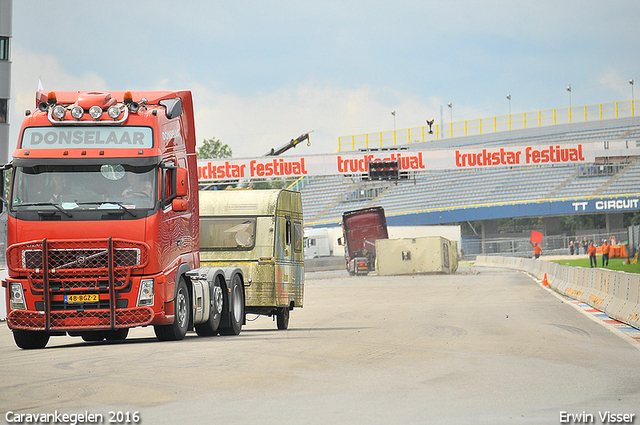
top-left (195, 277), bottom-right (223, 337)
top-left (13, 330), bottom-right (50, 349)
top-left (219, 274), bottom-right (244, 336)
top-left (154, 277), bottom-right (190, 341)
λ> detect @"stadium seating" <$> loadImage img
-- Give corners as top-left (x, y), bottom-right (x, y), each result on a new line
top-left (301, 117), bottom-right (640, 225)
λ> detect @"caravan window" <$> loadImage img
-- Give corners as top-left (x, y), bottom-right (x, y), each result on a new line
top-left (294, 222), bottom-right (302, 252)
top-left (285, 219), bottom-right (292, 246)
top-left (200, 217), bottom-right (257, 250)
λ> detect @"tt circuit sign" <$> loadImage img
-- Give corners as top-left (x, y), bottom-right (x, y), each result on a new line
top-left (197, 143), bottom-right (595, 181)
top-left (384, 196), bottom-right (640, 226)
top-left (573, 198), bottom-right (640, 212)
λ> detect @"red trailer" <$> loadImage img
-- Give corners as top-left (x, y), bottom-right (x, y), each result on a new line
top-left (339, 206), bottom-right (388, 275)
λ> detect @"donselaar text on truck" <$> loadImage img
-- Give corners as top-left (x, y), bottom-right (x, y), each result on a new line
top-left (1, 90), bottom-right (245, 349)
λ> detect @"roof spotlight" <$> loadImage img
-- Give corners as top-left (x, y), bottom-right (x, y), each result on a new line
top-left (52, 105), bottom-right (66, 120)
top-left (89, 105), bottom-right (103, 120)
top-left (70, 105), bottom-right (84, 120)
top-left (107, 105), bottom-right (121, 120)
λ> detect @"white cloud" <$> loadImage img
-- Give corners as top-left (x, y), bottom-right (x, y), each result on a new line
top-left (9, 46), bottom-right (108, 152)
top-left (190, 82), bottom-right (443, 158)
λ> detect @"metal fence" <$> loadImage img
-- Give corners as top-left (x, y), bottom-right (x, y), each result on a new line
top-left (461, 230), bottom-right (630, 260)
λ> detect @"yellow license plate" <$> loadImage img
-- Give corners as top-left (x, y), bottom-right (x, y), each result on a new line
top-left (65, 294), bottom-right (99, 303)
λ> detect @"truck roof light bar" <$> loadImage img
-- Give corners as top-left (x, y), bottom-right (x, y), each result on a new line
top-left (47, 104), bottom-right (129, 125)
top-left (38, 91), bottom-right (129, 125)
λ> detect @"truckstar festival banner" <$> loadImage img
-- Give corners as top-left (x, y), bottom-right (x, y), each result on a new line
top-left (197, 143), bottom-right (595, 182)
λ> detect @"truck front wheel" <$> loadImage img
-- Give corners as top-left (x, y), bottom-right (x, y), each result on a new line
top-left (13, 330), bottom-right (50, 349)
top-left (154, 277), bottom-right (190, 341)
top-left (104, 328), bottom-right (129, 341)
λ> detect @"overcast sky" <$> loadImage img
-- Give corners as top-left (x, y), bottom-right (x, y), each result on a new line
top-left (7, 0), bottom-right (640, 158)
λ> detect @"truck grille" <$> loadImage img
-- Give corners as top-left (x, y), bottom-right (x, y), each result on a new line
top-left (6, 238), bottom-right (152, 331)
top-left (22, 247), bottom-right (140, 270)
top-left (7, 238), bottom-right (149, 292)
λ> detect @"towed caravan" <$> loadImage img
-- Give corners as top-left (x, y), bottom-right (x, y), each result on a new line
top-left (199, 189), bottom-right (304, 329)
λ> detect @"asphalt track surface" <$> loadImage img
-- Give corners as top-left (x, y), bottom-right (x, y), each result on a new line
top-left (1, 266), bottom-right (639, 425)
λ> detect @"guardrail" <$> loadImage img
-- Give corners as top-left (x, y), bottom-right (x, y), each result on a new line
top-left (338, 100), bottom-right (638, 152)
top-left (474, 256), bottom-right (640, 331)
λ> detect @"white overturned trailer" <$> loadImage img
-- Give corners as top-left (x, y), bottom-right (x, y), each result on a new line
top-left (375, 236), bottom-right (459, 276)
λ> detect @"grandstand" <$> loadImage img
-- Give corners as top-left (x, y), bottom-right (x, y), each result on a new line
top-left (299, 114), bottom-right (640, 256)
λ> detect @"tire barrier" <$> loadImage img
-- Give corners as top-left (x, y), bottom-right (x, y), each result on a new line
top-left (474, 256), bottom-right (640, 331)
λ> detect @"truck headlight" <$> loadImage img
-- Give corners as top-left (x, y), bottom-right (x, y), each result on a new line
top-left (137, 279), bottom-right (154, 306)
top-left (10, 282), bottom-right (27, 310)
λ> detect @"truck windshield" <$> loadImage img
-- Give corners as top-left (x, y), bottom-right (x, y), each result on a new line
top-left (200, 217), bottom-right (257, 250)
top-left (11, 164), bottom-right (157, 210)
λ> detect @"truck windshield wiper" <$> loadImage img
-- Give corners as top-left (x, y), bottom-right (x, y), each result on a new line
top-left (75, 201), bottom-right (137, 218)
top-left (15, 202), bottom-right (73, 218)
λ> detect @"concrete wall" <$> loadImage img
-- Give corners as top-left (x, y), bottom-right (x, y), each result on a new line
top-left (475, 256), bottom-right (640, 331)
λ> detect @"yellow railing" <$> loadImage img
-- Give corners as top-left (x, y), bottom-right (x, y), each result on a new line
top-left (337, 100), bottom-right (637, 152)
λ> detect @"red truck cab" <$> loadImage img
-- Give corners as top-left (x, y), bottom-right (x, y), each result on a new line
top-left (1, 90), bottom-right (204, 348)
top-left (339, 206), bottom-right (388, 275)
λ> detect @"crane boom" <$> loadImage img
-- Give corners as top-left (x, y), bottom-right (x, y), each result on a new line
top-left (264, 131), bottom-right (312, 156)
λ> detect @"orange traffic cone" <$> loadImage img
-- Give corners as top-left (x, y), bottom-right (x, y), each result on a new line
top-left (543, 273), bottom-right (549, 286)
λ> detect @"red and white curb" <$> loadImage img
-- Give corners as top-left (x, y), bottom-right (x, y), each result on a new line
top-left (527, 271), bottom-right (640, 351)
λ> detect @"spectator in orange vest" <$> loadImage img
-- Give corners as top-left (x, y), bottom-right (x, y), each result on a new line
top-left (588, 242), bottom-right (597, 267)
top-left (601, 239), bottom-right (610, 267)
top-left (531, 242), bottom-right (542, 259)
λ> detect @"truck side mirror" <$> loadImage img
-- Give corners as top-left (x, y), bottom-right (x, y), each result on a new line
top-left (172, 198), bottom-right (188, 212)
top-left (337, 237), bottom-right (344, 246)
top-left (175, 167), bottom-right (188, 197)
top-left (159, 98), bottom-right (183, 120)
